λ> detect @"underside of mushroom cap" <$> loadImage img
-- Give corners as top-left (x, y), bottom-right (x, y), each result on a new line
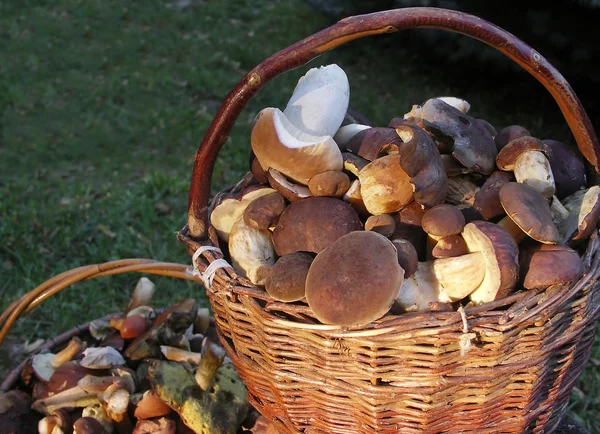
top-left (251, 107), bottom-right (343, 185)
top-left (462, 221), bottom-right (519, 304)
top-left (558, 185), bottom-right (600, 243)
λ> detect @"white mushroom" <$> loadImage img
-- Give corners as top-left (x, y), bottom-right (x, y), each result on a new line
top-left (283, 64), bottom-right (349, 138)
top-left (228, 217), bottom-right (275, 286)
top-left (80, 347), bottom-right (126, 369)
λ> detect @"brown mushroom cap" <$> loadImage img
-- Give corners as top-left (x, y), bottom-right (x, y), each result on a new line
top-left (365, 214), bottom-right (396, 238)
top-left (496, 136), bottom-right (550, 170)
top-left (306, 231), bottom-right (403, 325)
top-left (462, 221), bottom-right (520, 304)
top-left (420, 98), bottom-right (497, 175)
top-left (431, 234), bottom-right (469, 259)
top-left (243, 192), bottom-right (286, 230)
top-left (266, 168), bottom-right (311, 202)
top-left (494, 125), bottom-right (530, 152)
top-left (499, 182), bottom-right (559, 244)
top-left (342, 152), bottom-right (368, 176)
top-left (543, 139), bottom-right (586, 199)
top-left (472, 171), bottom-right (513, 220)
top-left (391, 238), bottom-right (419, 277)
top-left (345, 127), bottom-right (401, 161)
top-left (519, 243), bottom-right (584, 290)
top-left (308, 171), bottom-right (350, 198)
top-left (265, 253), bottom-right (313, 302)
top-left (422, 204), bottom-right (465, 238)
top-left (358, 154), bottom-right (413, 215)
top-left (395, 122), bottom-right (448, 208)
top-left (73, 417), bottom-right (106, 434)
top-left (272, 197), bottom-right (362, 256)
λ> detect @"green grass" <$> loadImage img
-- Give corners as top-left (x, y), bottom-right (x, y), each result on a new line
top-left (0, 0), bottom-right (598, 431)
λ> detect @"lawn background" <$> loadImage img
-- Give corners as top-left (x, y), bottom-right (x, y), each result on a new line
top-left (1, 0), bottom-right (598, 431)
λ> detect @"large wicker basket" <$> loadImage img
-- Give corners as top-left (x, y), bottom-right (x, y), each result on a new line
top-left (177, 7), bottom-right (600, 434)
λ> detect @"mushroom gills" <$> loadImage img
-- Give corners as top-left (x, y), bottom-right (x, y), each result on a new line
top-left (513, 150), bottom-right (555, 198)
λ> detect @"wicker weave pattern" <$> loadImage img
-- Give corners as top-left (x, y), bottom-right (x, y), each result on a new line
top-left (178, 233), bottom-right (600, 434)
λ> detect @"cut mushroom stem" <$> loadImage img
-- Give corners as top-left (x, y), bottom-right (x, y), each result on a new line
top-left (106, 389), bottom-right (130, 423)
top-left (124, 277), bottom-right (156, 315)
top-left (51, 337), bottom-right (84, 368)
top-left (513, 150), bottom-right (555, 198)
top-left (160, 346), bottom-right (203, 365)
top-left (194, 340), bottom-right (226, 391)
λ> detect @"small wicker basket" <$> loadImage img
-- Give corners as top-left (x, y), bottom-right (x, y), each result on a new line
top-left (178, 7), bottom-right (600, 434)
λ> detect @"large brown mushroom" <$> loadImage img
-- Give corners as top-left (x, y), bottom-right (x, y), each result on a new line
top-left (519, 243), bottom-right (585, 290)
top-left (494, 125), bottom-right (530, 152)
top-left (272, 197), bottom-right (362, 256)
top-left (305, 231), bottom-right (403, 325)
top-left (543, 139), bottom-right (586, 199)
top-left (496, 136), bottom-right (555, 198)
top-left (265, 253), bottom-right (313, 302)
top-left (345, 127), bottom-right (401, 161)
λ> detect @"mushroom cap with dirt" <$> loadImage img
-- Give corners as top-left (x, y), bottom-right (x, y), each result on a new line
top-left (305, 231), bottom-right (403, 325)
top-left (519, 243), bottom-right (585, 290)
top-left (462, 221), bottom-right (520, 304)
top-left (272, 197), bottom-right (362, 256)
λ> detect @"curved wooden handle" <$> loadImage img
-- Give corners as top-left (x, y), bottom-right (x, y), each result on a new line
top-left (187, 7), bottom-right (600, 238)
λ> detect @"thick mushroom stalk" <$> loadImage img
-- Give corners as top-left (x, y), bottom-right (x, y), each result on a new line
top-left (496, 136), bottom-right (555, 198)
top-left (195, 340), bottom-right (227, 391)
top-left (395, 252), bottom-right (485, 312)
top-left (228, 217), bottom-right (276, 286)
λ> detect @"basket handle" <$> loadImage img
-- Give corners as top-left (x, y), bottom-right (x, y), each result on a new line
top-left (186, 7), bottom-right (600, 238)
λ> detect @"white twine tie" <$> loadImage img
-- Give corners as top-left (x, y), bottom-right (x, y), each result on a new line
top-left (458, 306), bottom-right (476, 357)
top-left (188, 246), bottom-right (233, 291)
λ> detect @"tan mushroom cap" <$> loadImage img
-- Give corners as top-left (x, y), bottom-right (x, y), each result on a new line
top-left (251, 107), bottom-right (343, 185)
top-left (265, 253), bottom-right (313, 302)
top-left (499, 182), bottom-right (559, 244)
top-left (519, 243), bottom-right (584, 290)
top-left (358, 154), bottom-right (413, 215)
top-left (272, 197), bottom-right (362, 256)
top-left (308, 170), bottom-right (350, 198)
top-left (266, 168), bottom-right (312, 202)
top-left (422, 204), bottom-right (465, 238)
top-left (306, 231), bottom-right (403, 325)
top-left (462, 221), bottom-right (519, 304)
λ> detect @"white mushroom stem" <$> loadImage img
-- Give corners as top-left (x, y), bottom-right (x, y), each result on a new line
top-left (497, 217), bottom-right (527, 244)
top-left (51, 337), bottom-right (84, 368)
top-left (160, 346), bottom-right (202, 365)
top-left (195, 341), bottom-right (226, 391)
top-left (106, 389), bottom-right (130, 423)
top-left (124, 277), bottom-right (156, 315)
top-left (513, 150), bottom-right (555, 198)
top-left (32, 386), bottom-right (101, 415)
top-left (228, 217), bottom-right (276, 286)
top-left (395, 252), bottom-right (485, 312)
top-left (38, 416), bottom-right (63, 434)
top-left (550, 195), bottom-right (570, 225)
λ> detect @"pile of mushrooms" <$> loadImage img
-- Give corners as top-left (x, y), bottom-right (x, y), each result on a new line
top-left (210, 63), bottom-right (599, 326)
top-left (1, 278), bottom-right (256, 434)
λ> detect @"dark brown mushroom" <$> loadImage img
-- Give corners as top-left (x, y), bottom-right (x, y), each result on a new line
top-left (342, 152), bottom-right (368, 177)
top-left (420, 98), bottom-right (497, 175)
top-left (265, 168), bottom-right (311, 202)
top-left (345, 127), bottom-right (401, 161)
top-left (496, 136), bottom-right (555, 198)
top-left (543, 139), bottom-right (587, 199)
top-left (431, 234), bottom-right (469, 259)
top-left (73, 417), bottom-right (106, 434)
top-left (305, 231), bottom-right (403, 325)
top-left (519, 243), bottom-right (584, 290)
top-left (365, 214), bottom-right (396, 238)
top-left (498, 182), bottom-right (559, 244)
top-left (265, 253), bottom-right (313, 302)
top-left (494, 125), bottom-right (530, 152)
top-left (472, 171), bottom-right (514, 220)
top-left (0, 390), bottom-right (39, 434)
top-left (391, 238), bottom-right (419, 278)
top-left (272, 197), bottom-right (362, 256)
top-left (243, 192), bottom-right (286, 230)
top-left (422, 204), bottom-right (465, 238)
